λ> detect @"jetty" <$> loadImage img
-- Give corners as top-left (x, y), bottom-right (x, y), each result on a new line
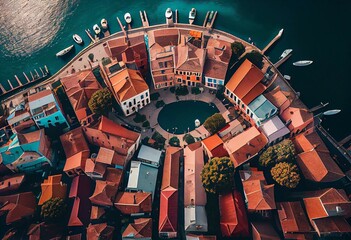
top-left (85, 29), bottom-right (96, 43)
top-left (140, 11), bottom-right (149, 27)
top-left (310, 102), bottom-right (329, 112)
top-left (274, 51), bottom-right (292, 68)
top-left (262, 28), bottom-right (284, 54)
top-left (203, 11), bottom-right (218, 29)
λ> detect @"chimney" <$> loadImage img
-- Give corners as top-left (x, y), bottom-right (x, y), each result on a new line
top-left (133, 194), bottom-right (136, 204)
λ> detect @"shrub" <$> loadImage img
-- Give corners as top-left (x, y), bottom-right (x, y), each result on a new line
top-left (231, 41), bottom-right (246, 60)
top-left (88, 88), bottom-right (113, 116)
top-left (142, 120), bottom-right (150, 128)
top-left (191, 87), bottom-right (201, 95)
top-left (183, 134), bottom-right (195, 144)
top-left (156, 100), bottom-right (165, 109)
top-left (244, 50), bottom-right (264, 69)
top-left (271, 162), bottom-right (301, 189)
top-left (170, 86), bottom-right (176, 93)
top-left (152, 131), bottom-right (166, 148)
top-left (169, 136), bottom-right (180, 147)
top-left (133, 112), bottom-right (146, 123)
top-left (88, 53), bottom-right (94, 62)
top-left (150, 92), bottom-right (160, 101)
top-left (259, 140), bottom-right (296, 167)
top-left (203, 113), bottom-right (226, 135)
top-left (201, 157), bottom-right (234, 194)
top-left (101, 57), bottom-right (112, 66)
top-left (41, 198), bottom-right (67, 222)
top-left (175, 86), bottom-right (189, 96)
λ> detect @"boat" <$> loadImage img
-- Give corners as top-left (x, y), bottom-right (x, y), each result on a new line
top-left (284, 75), bottom-right (291, 81)
top-left (165, 8), bottom-right (172, 19)
top-left (280, 49), bottom-right (292, 59)
top-left (189, 8), bottom-right (196, 24)
top-left (124, 13), bottom-right (132, 24)
top-left (293, 60), bottom-right (313, 66)
top-left (72, 34), bottom-right (83, 45)
top-left (208, 11), bottom-right (214, 22)
top-left (101, 19), bottom-right (108, 29)
top-left (56, 45), bottom-right (74, 57)
top-left (93, 24), bottom-right (101, 35)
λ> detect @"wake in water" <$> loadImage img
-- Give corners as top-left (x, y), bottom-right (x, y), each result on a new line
top-left (0, 0), bottom-right (77, 57)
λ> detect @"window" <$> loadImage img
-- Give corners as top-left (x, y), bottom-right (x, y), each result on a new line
top-left (208, 78), bottom-right (212, 83)
top-left (129, 102), bottom-right (132, 107)
top-left (159, 62), bottom-right (164, 68)
top-left (146, 92), bottom-right (148, 97)
top-left (246, 109), bottom-right (250, 114)
top-left (133, 99), bottom-right (136, 105)
top-left (234, 96), bottom-right (237, 101)
top-left (141, 95), bottom-right (144, 99)
top-left (164, 62), bottom-right (168, 68)
top-left (163, 75), bottom-right (167, 81)
top-left (161, 70), bottom-right (165, 74)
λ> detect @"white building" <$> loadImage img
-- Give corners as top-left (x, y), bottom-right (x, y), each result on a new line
top-left (184, 206), bottom-right (208, 233)
top-left (137, 144), bottom-right (162, 168)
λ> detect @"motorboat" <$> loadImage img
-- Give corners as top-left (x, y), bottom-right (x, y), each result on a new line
top-left (101, 19), bottom-right (108, 29)
top-left (280, 49), bottom-right (292, 59)
top-left (124, 13), bottom-right (132, 24)
top-left (165, 8), bottom-right (172, 19)
top-left (93, 24), bottom-right (101, 35)
top-left (72, 34), bottom-right (83, 45)
top-left (56, 45), bottom-right (74, 57)
top-left (293, 60), bottom-right (313, 66)
top-left (208, 11), bottom-right (214, 22)
top-left (189, 8), bottom-right (196, 24)
top-left (283, 75), bottom-right (291, 81)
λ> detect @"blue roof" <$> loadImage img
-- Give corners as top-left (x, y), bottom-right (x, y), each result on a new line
top-left (248, 95), bottom-right (277, 121)
top-left (6, 112), bottom-right (15, 121)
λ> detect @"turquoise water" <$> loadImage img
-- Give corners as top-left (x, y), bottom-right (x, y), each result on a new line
top-left (158, 101), bottom-right (218, 134)
top-left (0, 0), bottom-right (350, 140)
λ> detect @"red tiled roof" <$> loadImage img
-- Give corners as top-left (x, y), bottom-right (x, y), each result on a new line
top-left (0, 174), bottom-right (25, 195)
top-left (219, 190), bottom-right (249, 238)
top-left (27, 222), bottom-right (64, 240)
top-left (60, 127), bottom-right (90, 159)
top-left (87, 223), bottom-right (114, 240)
top-left (159, 187), bottom-right (178, 233)
top-left (311, 216), bottom-right (351, 236)
top-left (202, 134), bottom-right (228, 158)
top-left (69, 175), bottom-right (92, 198)
top-left (123, 218), bottom-right (152, 239)
top-left (68, 197), bottom-right (91, 227)
top-left (242, 180), bottom-right (276, 211)
top-left (38, 174), bottom-right (67, 205)
top-left (98, 116), bottom-right (140, 141)
top-left (239, 170), bottom-right (266, 182)
top-left (186, 235), bottom-right (217, 240)
top-left (161, 147), bottom-right (182, 190)
top-left (293, 131), bottom-right (329, 154)
top-left (251, 221), bottom-right (280, 240)
top-left (281, 106), bottom-right (313, 132)
top-left (90, 206), bottom-right (105, 220)
top-left (89, 181), bottom-right (117, 207)
top-left (28, 89), bottom-right (52, 102)
top-left (225, 59), bottom-right (265, 105)
top-left (63, 150), bottom-right (90, 172)
top-left (17, 129), bottom-right (43, 144)
top-left (114, 192), bottom-right (152, 214)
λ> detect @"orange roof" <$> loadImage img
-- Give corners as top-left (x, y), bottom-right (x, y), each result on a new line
top-left (293, 131), bottom-right (329, 154)
top-left (122, 218), bottom-right (152, 238)
top-left (60, 127), bottom-right (90, 159)
top-left (28, 89), bottom-right (52, 102)
top-left (87, 223), bottom-right (114, 240)
top-left (114, 192), bottom-right (152, 214)
top-left (239, 170), bottom-right (266, 182)
top-left (98, 116), bottom-right (140, 142)
top-left (89, 181), bottom-right (117, 207)
top-left (90, 206), bottom-right (105, 220)
top-left (281, 107), bottom-right (313, 132)
top-left (95, 147), bottom-right (121, 166)
top-left (63, 150), bottom-right (90, 172)
top-left (17, 129), bottom-right (43, 144)
top-left (38, 174), bottom-right (67, 205)
top-left (224, 126), bottom-right (268, 167)
top-left (264, 86), bottom-right (291, 113)
top-left (242, 180), bottom-right (276, 211)
top-left (202, 134), bottom-right (228, 158)
top-left (159, 187), bottom-right (178, 233)
top-left (68, 197), bottom-right (91, 227)
top-left (175, 42), bottom-right (206, 73)
top-left (225, 59), bottom-right (265, 105)
top-left (161, 147), bottom-right (182, 190)
top-left (189, 30), bottom-right (202, 38)
top-left (251, 221), bottom-right (280, 240)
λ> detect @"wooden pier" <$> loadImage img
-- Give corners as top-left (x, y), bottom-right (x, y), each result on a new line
top-left (15, 75), bottom-right (23, 86)
top-left (310, 102), bottom-right (329, 112)
top-left (140, 11), bottom-right (149, 27)
top-left (175, 9), bottom-right (178, 23)
top-left (274, 52), bottom-right (292, 68)
top-left (85, 29), bottom-right (96, 43)
top-left (262, 28), bottom-right (284, 54)
top-left (203, 11), bottom-right (210, 27)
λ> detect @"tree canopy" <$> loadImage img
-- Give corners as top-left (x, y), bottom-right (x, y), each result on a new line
top-left (203, 113), bottom-right (226, 135)
top-left (183, 134), bottom-right (195, 145)
top-left (201, 157), bottom-right (234, 194)
top-left (244, 50), bottom-right (264, 69)
top-left (270, 162), bottom-right (301, 189)
top-left (169, 136), bottom-right (180, 147)
top-left (231, 41), bottom-right (245, 60)
top-left (259, 140), bottom-right (296, 167)
top-left (88, 88), bottom-right (113, 116)
top-left (41, 198), bottom-right (67, 222)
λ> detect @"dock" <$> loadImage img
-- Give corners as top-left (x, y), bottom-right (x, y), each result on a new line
top-left (15, 75), bottom-right (23, 86)
top-left (339, 135), bottom-right (351, 146)
top-left (175, 9), bottom-right (178, 23)
top-left (140, 11), bottom-right (149, 27)
top-left (203, 11), bottom-right (210, 27)
top-left (85, 29), bottom-right (96, 43)
top-left (262, 28), bottom-right (284, 54)
top-left (310, 102), bottom-right (329, 112)
top-left (274, 52), bottom-right (292, 68)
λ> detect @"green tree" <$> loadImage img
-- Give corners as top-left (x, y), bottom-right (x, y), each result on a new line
top-left (41, 198), bottom-right (67, 222)
top-left (203, 113), bottom-right (226, 135)
top-left (231, 41), bottom-right (245, 60)
top-left (183, 134), bottom-right (195, 144)
top-left (244, 50), bottom-right (264, 69)
top-left (201, 157), bottom-right (234, 194)
top-left (271, 162), bottom-right (300, 189)
top-left (259, 140), bottom-right (296, 167)
top-left (101, 57), bottom-right (112, 66)
top-left (169, 136), bottom-right (180, 147)
top-left (88, 53), bottom-right (94, 62)
top-left (88, 88), bottom-right (113, 116)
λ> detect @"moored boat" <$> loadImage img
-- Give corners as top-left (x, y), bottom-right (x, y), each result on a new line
top-left (189, 8), bottom-right (196, 24)
top-left (280, 49), bottom-right (292, 59)
top-left (72, 34), bottom-right (83, 45)
top-left (165, 8), bottom-right (172, 19)
top-left (293, 60), bottom-right (313, 66)
top-left (93, 24), bottom-right (101, 35)
top-left (101, 19), bottom-right (108, 29)
top-left (56, 45), bottom-right (74, 57)
top-left (284, 75), bottom-right (291, 81)
top-left (124, 13), bottom-right (132, 24)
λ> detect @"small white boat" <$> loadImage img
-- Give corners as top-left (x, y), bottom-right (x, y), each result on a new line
top-left (93, 24), bottom-right (101, 35)
top-left (284, 75), bottom-right (291, 81)
top-left (189, 8), bottom-right (196, 24)
top-left (101, 19), bottom-right (108, 29)
top-left (124, 13), bottom-right (132, 24)
top-left (293, 60), bottom-right (313, 66)
top-left (56, 45), bottom-right (74, 57)
top-left (72, 34), bottom-right (83, 45)
top-left (280, 49), bottom-right (292, 59)
top-left (165, 8), bottom-right (172, 19)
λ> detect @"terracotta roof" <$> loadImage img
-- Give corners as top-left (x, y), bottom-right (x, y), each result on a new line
top-left (202, 134), bottom-right (228, 158)
top-left (239, 170), bottom-right (266, 182)
top-left (161, 146), bottom-right (182, 190)
top-left (28, 89), bottom-right (52, 102)
top-left (114, 192), bottom-right (152, 214)
top-left (69, 175), bottom-right (93, 198)
top-left (89, 181), bottom-right (117, 207)
top-left (97, 116), bottom-right (140, 141)
top-left (60, 70), bottom-right (102, 122)
top-left (95, 147), bottom-right (123, 166)
top-left (0, 192), bottom-right (36, 224)
top-left (66, 234), bottom-right (83, 240)
top-left (281, 106), bottom-right (313, 132)
top-left (224, 126), bottom-right (268, 167)
top-left (60, 127), bottom-right (90, 159)
top-left (175, 42), bottom-right (206, 73)
top-left (87, 223), bottom-right (114, 240)
top-left (68, 197), bottom-right (91, 227)
top-left (17, 129), bottom-right (43, 144)
top-left (151, 28), bottom-right (179, 47)
top-left (186, 235), bottom-right (217, 240)
top-left (264, 86), bottom-right (291, 113)
top-left (225, 59), bottom-right (265, 105)
top-left (219, 190), bottom-right (249, 238)
top-left (184, 143), bottom-right (207, 206)
top-left (27, 222), bottom-right (64, 240)
top-left (38, 174), bottom-right (67, 205)
top-left (251, 221), bottom-right (280, 240)
top-left (63, 150), bottom-right (90, 172)
top-left (0, 174), bottom-right (25, 195)
top-left (242, 180), bottom-right (276, 211)
top-left (293, 131), bottom-right (329, 154)
top-left (90, 206), bottom-right (105, 220)
top-left (159, 187), bottom-right (178, 234)
top-left (310, 216), bottom-right (351, 236)
top-left (204, 59), bottom-right (229, 80)
top-left (206, 38), bottom-right (232, 64)
top-left (105, 167), bottom-right (123, 186)
top-left (277, 201), bottom-right (313, 239)
top-left (123, 218), bottom-right (152, 238)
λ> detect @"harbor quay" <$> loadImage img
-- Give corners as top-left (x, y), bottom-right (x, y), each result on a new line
top-left (0, 8), bottom-right (351, 240)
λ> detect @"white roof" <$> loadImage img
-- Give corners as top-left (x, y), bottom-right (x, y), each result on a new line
top-left (260, 115), bottom-right (290, 143)
top-left (127, 161), bottom-right (141, 189)
top-left (184, 206), bottom-right (208, 232)
top-left (138, 145), bottom-right (162, 164)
